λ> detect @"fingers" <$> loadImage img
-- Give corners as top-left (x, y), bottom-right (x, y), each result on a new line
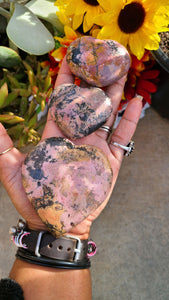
top-left (54, 56), bottom-right (74, 88)
top-left (0, 123), bottom-right (14, 155)
top-left (46, 59), bottom-right (132, 144)
top-left (105, 75), bottom-right (127, 117)
top-left (41, 113), bottom-right (65, 141)
top-left (109, 96), bottom-right (143, 161)
top-left (96, 75), bottom-right (127, 140)
top-left (42, 57), bottom-right (75, 140)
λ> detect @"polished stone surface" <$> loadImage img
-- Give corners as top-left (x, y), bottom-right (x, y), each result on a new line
top-left (67, 37), bottom-right (131, 87)
top-left (22, 137), bottom-right (113, 237)
top-left (0, 107), bottom-right (169, 299)
top-left (49, 83), bottom-right (113, 139)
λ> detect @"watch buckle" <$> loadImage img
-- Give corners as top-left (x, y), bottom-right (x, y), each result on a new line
top-left (35, 231), bottom-right (46, 257)
top-left (65, 234), bottom-right (82, 262)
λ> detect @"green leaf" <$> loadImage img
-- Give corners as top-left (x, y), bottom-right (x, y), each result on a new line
top-left (26, 0), bottom-right (64, 32)
top-left (2, 91), bottom-right (19, 109)
top-left (28, 100), bottom-right (37, 116)
top-left (28, 112), bottom-right (37, 128)
top-left (23, 61), bottom-right (36, 87)
top-left (0, 46), bottom-right (21, 68)
top-left (7, 74), bottom-right (21, 88)
top-left (14, 88), bottom-right (30, 98)
top-left (18, 133), bottom-right (28, 148)
top-left (0, 114), bottom-right (24, 124)
top-left (44, 74), bottom-right (51, 91)
top-left (20, 96), bottom-right (28, 115)
top-left (7, 124), bottom-right (23, 140)
top-left (0, 83), bottom-right (8, 108)
top-left (6, 3), bottom-right (55, 55)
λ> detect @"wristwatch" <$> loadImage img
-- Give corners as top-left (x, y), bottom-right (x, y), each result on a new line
top-left (10, 219), bottom-right (96, 269)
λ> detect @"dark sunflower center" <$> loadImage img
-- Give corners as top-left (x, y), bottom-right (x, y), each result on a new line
top-left (83, 0), bottom-right (99, 6)
top-left (118, 2), bottom-right (145, 34)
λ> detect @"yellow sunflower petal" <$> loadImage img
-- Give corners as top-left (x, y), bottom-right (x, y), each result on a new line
top-left (76, 1), bottom-right (88, 15)
top-left (115, 26), bottom-right (129, 48)
top-left (144, 33), bottom-right (160, 50)
top-left (94, 13), bottom-right (107, 27)
top-left (56, 10), bottom-right (71, 26)
top-left (129, 34), bottom-right (145, 60)
top-left (141, 25), bottom-right (160, 48)
top-left (97, 23), bottom-right (129, 48)
top-left (64, 1), bottom-right (76, 15)
top-left (54, 0), bottom-right (67, 9)
top-left (97, 0), bottom-right (113, 11)
top-left (94, 11), bottom-right (116, 27)
top-left (72, 14), bottom-right (84, 30)
top-left (83, 9), bottom-right (98, 32)
top-left (83, 15), bottom-right (92, 33)
top-left (97, 24), bottom-right (114, 39)
top-left (98, 0), bottom-right (124, 12)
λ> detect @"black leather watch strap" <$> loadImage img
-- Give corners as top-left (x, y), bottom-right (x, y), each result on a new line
top-left (16, 247), bottom-right (91, 269)
top-left (10, 219), bottom-right (94, 269)
top-left (21, 230), bottom-right (88, 262)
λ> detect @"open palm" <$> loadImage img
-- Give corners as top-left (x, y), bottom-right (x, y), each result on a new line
top-left (0, 57), bottom-right (142, 239)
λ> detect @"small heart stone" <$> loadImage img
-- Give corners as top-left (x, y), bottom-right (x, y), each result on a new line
top-left (22, 137), bottom-right (113, 237)
top-left (66, 36), bottom-right (131, 87)
top-left (49, 83), bottom-right (113, 140)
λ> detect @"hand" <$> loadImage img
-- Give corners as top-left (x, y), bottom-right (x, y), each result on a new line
top-left (0, 57), bottom-right (142, 239)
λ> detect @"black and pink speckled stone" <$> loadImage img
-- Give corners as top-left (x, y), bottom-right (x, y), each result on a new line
top-left (66, 36), bottom-right (131, 87)
top-left (22, 137), bottom-right (113, 237)
top-left (49, 83), bottom-right (113, 140)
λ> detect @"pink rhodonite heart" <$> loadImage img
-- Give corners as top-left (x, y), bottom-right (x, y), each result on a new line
top-left (22, 137), bottom-right (113, 237)
top-left (66, 36), bottom-right (131, 87)
top-left (49, 83), bottom-right (113, 140)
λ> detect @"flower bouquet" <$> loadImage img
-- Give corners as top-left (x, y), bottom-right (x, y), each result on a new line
top-left (0, 0), bottom-right (169, 147)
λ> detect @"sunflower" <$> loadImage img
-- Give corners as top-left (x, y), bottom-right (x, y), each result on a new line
top-left (55, 0), bottom-right (104, 33)
top-left (94, 0), bottom-right (169, 59)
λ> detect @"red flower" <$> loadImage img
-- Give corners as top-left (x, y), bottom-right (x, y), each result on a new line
top-left (136, 70), bottom-right (160, 104)
top-left (124, 51), bottom-right (160, 104)
top-left (41, 51), bottom-right (60, 87)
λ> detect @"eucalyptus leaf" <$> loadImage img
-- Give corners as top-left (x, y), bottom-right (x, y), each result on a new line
top-left (26, 0), bottom-right (64, 32)
top-left (0, 46), bottom-right (21, 68)
top-left (6, 3), bottom-right (55, 55)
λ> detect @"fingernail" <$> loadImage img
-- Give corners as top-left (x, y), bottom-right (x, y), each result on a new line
top-left (135, 94), bottom-right (143, 101)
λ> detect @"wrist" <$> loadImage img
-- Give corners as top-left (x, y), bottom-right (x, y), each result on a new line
top-left (10, 219), bottom-right (96, 270)
top-left (26, 219), bottom-right (91, 241)
top-left (9, 259), bottom-right (92, 300)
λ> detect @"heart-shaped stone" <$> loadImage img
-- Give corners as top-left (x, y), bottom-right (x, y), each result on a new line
top-left (66, 36), bottom-right (131, 87)
top-left (22, 137), bottom-right (113, 237)
top-left (49, 83), bottom-right (113, 140)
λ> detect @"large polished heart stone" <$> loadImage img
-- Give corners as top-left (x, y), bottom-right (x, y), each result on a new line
top-left (49, 83), bottom-right (113, 140)
top-left (66, 36), bottom-right (131, 87)
top-left (22, 137), bottom-right (113, 237)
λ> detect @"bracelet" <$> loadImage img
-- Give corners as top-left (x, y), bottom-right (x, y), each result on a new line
top-left (10, 219), bottom-right (97, 270)
top-left (16, 248), bottom-right (91, 269)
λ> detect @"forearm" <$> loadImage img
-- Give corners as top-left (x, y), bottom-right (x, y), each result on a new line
top-left (9, 259), bottom-right (92, 300)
